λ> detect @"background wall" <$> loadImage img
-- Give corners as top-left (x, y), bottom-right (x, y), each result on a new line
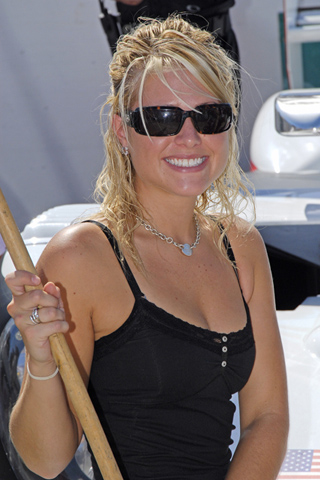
top-left (231, 0), bottom-right (284, 166)
top-left (0, 0), bottom-right (284, 231)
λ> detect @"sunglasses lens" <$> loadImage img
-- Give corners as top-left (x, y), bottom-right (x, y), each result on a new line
top-left (132, 108), bottom-right (182, 136)
top-left (193, 105), bottom-right (233, 134)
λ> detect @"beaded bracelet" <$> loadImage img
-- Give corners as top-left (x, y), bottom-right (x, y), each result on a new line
top-left (27, 362), bottom-right (59, 381)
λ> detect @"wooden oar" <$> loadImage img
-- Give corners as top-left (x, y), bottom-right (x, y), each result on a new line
top-left (0, 188), bottom-right (123, 480)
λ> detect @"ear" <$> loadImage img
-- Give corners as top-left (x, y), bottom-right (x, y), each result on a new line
top-left (113, 114), bottom-right (128, 148)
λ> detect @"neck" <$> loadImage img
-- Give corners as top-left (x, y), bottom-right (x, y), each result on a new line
top-left (138, 213), bottom-right (201, 257)
top-left (140, 208), bottom-right (199, 247)
top-left (137, 192), bottom-right (198, 238)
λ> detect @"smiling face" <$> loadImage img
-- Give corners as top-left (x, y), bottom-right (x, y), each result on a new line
top-left (114, 69), bottom-right (231, 208)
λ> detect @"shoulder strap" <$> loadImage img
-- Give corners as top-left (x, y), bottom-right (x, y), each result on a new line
top-left (218, 223), bottom-right (240, 282)
top-left (83, 220), bottom-right (143, 299)
top-left (217, 224), bottom-right (251, 316)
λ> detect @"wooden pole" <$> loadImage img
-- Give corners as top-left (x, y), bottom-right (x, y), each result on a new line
top-left (0, 188), bottom-right (123, 480)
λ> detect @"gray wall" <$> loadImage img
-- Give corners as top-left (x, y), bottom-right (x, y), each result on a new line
top-left (0, 0), bottom-right (283, 230)
top-left (231, 0), bottom-right (283, 167)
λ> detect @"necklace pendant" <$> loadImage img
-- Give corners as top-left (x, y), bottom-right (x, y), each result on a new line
top-left (182, 244), bottom-right (192, 256)
top-left (138, 215), bottom-right (200, 257)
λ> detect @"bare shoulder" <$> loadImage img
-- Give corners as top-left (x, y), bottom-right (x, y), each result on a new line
top-left (33, 221), bottom-right (127, 387)
top-left (36, 221), bottom-right (136, 341)
top-left (225, 216), bottom-right (265, 252)
top-left (36, 221), bottom-right (113, 279)
top-left (38, 221), bottom-right (106, 259)
top-left (35, 221), bottom-right (121, 325)
top-left (223, 217), bottom-right (268, 267)
top-left (222, 216), bottom-right (270, 305)
top-left (35, 222), bottom-right (115, 320)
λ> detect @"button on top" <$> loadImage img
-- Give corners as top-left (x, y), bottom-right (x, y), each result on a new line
top-left (222, 335), bottom-right (228, 343)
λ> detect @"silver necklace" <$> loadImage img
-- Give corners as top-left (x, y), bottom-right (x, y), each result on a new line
top-left (138, 215), bottom-right (201, 256)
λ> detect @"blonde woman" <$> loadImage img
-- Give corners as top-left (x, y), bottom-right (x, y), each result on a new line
top-left (6, 16), bottom-right (288, 480)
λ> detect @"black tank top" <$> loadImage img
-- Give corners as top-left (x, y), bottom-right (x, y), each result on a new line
top-left (86, 221), bottom-right (255, 480)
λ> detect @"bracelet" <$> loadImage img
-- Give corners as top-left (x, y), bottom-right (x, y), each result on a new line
top-left (27, 362), bottom-right (59, 381)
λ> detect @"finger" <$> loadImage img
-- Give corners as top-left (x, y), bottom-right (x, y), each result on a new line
top-left (29, 306), bottom-right (41, 325)
top-left (24, 288), bottom-right (61, 310)
top-left (5, 270), bottom-right (41, 296)
top-left (43, 281), bottom-right (61, 299)
top-left (22, 320), bottom-right (70, 364)
top-left (26, 319), bottom-right (69, 339)
top-left (7, 287), bottom-right (60, 320)
top-left (29, 305), bottom-right (65, 326)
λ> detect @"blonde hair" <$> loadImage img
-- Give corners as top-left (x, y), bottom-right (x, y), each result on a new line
top-left (94, 15), bottom-right (253, 265)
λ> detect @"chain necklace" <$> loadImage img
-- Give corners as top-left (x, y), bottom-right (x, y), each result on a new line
top-left (137, 215), bottom-right (201, 257)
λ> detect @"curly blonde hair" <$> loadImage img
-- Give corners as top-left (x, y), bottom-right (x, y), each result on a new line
top-left (94, 15), bottom-right (253, 266)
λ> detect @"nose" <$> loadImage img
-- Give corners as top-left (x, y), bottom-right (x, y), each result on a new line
top-left (174, 117), bottom-right (201, 147)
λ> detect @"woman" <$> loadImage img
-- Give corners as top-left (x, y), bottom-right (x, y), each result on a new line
top-left (6, 16), bottom-right (288, 480)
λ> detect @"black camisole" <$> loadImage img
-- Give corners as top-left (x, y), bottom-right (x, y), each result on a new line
top-left (86, 221), bottom-right (255, 480)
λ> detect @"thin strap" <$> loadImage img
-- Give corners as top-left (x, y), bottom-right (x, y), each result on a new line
top-left (217, 224), bottom-right (250, 317)
top-left (208, 216), bottom-right (238, 276)
top-left (83, 220), bottom-right (144, 299)
top-left (218, 223), bottom-right (240, 282)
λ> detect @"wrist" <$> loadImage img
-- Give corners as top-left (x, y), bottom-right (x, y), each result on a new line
top-left (27, 360), bottom-right (59, 381)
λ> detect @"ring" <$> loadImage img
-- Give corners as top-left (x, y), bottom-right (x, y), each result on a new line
top-left (29, 307), bottom-right (41, 325)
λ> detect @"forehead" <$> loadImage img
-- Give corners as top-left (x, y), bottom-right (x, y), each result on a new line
top-left (131, 69), bottom-right (217, 109)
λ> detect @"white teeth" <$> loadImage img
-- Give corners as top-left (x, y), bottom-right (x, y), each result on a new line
top-left (165, 157), bottom-right (205, 167)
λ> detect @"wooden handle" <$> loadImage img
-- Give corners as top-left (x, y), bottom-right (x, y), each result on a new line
top-left (0, 189), bottom-right (123, 480)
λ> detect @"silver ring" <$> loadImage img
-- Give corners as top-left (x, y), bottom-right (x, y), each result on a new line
top-left (29, 307), bottom-right (41, 325)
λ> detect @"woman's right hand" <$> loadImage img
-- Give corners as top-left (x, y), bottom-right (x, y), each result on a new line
top-left (5, 270), bottom-right (69, 367)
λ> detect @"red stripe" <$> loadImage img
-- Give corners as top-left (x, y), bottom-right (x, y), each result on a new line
top-left (278, 473), bottom-right (317, 480)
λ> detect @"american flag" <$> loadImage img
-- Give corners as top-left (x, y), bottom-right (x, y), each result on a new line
top-left (277, 449), bottom-right (320, 479)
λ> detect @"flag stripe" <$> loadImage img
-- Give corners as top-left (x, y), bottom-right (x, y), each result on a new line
top-left (278, 474), bottom-right (320, 478)
top-left (277, 450), bottom-right (320, 479)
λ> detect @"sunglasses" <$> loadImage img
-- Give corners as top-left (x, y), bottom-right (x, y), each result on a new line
top-left (125, 103), bottom-right (233, 137)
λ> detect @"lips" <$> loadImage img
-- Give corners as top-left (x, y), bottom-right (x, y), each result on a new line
top-left (164, 156), bottom-right (206, 167)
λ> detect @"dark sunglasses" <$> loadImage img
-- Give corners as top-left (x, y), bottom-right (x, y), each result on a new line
top-left (125, 103), bottom-right (233, 137)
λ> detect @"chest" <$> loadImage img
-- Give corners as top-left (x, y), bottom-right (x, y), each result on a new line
top-left (130, 248), bottom-right (247, 334)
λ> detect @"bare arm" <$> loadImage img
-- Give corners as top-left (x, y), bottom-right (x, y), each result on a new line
top-left (6, 225), bottom-right (98, 478)
top-left (226, 224), bottom-right (289, 480)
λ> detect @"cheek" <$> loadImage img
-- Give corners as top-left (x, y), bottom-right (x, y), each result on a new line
top-left (128, 134), bottom-right (168, 166)
top-left (128, 137), bottom-right (157, 176)
top-left (215, 134), bottom-right (230, 169)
